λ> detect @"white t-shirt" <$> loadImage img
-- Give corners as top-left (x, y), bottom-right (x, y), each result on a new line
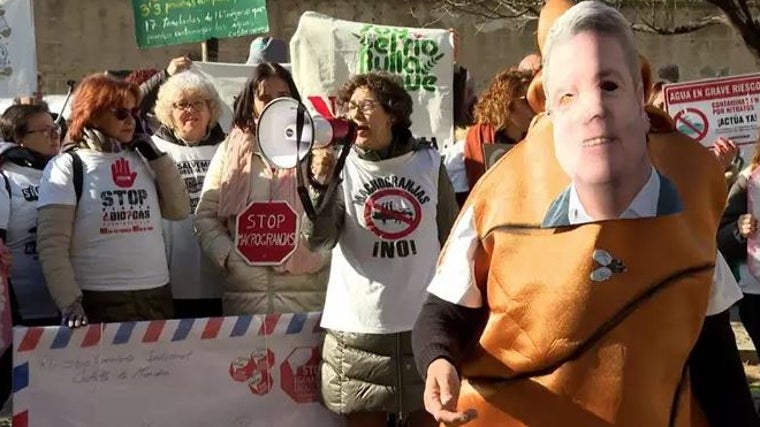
top-left (0, 163), bottom-right (58, 320)
top-left (38, 150), bottom-right (169, 292)
top-left (321, 147), bottom-right (441, 334)
top-left (152, 135), bottom-right (223, 299)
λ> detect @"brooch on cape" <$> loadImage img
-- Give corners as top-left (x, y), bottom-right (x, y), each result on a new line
top-left (590, 249), bottom-right (627, 282)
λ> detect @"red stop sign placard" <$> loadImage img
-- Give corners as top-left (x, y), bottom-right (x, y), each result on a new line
top-left (280, 346), bottom-right (320, 403)
top-left (235, 201), bottom-right (298, 266)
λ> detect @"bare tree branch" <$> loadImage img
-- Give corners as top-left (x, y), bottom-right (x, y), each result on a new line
top-left (631, 14), bottom-right (728, 34)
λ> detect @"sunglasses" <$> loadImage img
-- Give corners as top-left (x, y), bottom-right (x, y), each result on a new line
top-left (111, 107), bottom-right (140, 121)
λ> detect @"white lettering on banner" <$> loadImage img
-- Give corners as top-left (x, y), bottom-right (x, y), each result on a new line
top-left (12, 313), bottom-right (344, 427)
top-left (664, 73), bottom-right (760, 164)
top-left (235, 201), bottom-right (299, 266)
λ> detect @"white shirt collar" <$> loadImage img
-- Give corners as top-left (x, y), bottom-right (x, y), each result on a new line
top-left (568, 167), bottom-right (659, 225)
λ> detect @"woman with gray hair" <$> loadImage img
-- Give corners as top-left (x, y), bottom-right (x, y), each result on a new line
top-left (152, 70), bottom-right (226, 318)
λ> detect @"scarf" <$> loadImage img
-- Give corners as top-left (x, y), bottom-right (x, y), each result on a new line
top-left (217, 127), bottom-right (325, 275)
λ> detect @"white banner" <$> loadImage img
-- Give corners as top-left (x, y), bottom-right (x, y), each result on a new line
top-left (13, 313), bottom-right (344, 427)
top-left (194, 61), bottom-right (292, 133)
top-left (0, 0), bottom-right (36, 97)
top-left (290, 12), bottom-right (454, 149)
top-left (664, 73), bottom-right (760, 163)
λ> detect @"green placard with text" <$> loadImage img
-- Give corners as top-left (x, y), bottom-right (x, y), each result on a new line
top-left (132, 0), bottom-right (269, 48)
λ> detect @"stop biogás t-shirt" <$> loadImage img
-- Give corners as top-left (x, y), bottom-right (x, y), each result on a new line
top-left (38, 150), bottom-right (169, 291)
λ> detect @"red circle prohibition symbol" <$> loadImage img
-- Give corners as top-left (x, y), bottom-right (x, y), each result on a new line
top-left (673, 107), bottom-right (709, 142)
top-left (363, 188), bottom-right (422, 240)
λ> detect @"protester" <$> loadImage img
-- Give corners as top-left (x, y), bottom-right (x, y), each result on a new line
top-left (302, 71), bottom-right (458, 427)
top-left (0, 104), bottom-right (60, 326)
top-left (132, 56), bottom-right (193, 133)
top-left (463, 68), bottom-right (534, 188)
top-left (195, 63), bottom-right (329, 316)
top-left (152, 71), bottom-right (226, 319)
top-left (36, 74), bottom-right (190, 328)
top-left (413, 2), bottom-right (728, 426)
top-left (718, 135), bottom-right (760, 355)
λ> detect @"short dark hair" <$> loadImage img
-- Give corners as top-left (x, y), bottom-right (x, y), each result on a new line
top-left (0, 104), bottom-right (50, 143)
top-left (337, 72), bottom-right (413, 130)
top-left (233, 62), bottom-right (301, 133)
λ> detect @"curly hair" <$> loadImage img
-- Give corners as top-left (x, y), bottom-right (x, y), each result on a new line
top-left (336, 72), bottom-right (413, 130)
top-left (68, 74), bottom-right (141, 141)
top-left (154, 71), bottom-right (223, 130)
top-left (473, 68), bottom-right (533, 131)
top-left (0, 104), bottom-right (50, 143)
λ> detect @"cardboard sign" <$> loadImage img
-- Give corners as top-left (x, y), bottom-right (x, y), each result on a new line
top-left (0, 0), bottom-right (37, 97)
top-left (12, 313), bottom-right (344, 427)
top-left (131, 0), bottom-right (269, 49)
top-left (664, 73), bottom-right (760, 161)
top-left (483, 143), bottom-right (515, 170)
top-left (290, 12), bottom-right (454, 150)
top-left (235, 201), bottom-right (298, 266)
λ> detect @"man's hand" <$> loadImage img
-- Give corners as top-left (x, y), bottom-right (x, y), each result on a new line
top-left (167, 56), bottom-right (192, 76)
top-left (711, 137), bottom-right (739, 171)
top-left (424, 358), bottom-right (478, 426)
top-left (61, 298), bottom-right (88, 329)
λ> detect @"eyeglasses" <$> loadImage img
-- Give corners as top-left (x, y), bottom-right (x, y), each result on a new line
top-left (25, 124), bottom-right (61, 138)
top-left (345, 99), bottom-right (380, 116)
top-left (172, 100), bottom-right (207, 111)
top-left (111, 107), bottom-right (140, 121)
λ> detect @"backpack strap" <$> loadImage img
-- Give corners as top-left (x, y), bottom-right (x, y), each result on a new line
top-left (0, 171), bottom-right (10, 201)
top-left (66, 151), bottom-right (83, 203)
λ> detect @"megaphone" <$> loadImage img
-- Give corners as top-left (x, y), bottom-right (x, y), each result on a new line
top-left (257, 97), bottom-right (354, 169)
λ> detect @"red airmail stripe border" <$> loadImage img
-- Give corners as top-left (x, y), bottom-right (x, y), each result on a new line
top-left (13, 312), bottom-right (321, 353)
top-left (11, 312), bottom-right (323, 424)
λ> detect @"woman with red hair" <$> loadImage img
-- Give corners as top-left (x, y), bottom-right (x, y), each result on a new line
top-left (36, 74), bottom-right (190, 328)
top-left (463, 68), bottom-right (535, 190)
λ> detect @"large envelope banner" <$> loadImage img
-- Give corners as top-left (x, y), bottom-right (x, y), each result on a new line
top-left (13, 313), bottom-right (344, 427)
top-left (290, 12), bottom-right (454, 149)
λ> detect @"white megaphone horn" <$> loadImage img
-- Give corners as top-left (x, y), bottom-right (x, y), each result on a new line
top-left (257, 97), bottom-right (355, 169)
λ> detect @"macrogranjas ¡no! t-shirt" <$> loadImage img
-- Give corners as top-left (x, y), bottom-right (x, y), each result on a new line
top-left (321, 147), bottom-right (441, 334)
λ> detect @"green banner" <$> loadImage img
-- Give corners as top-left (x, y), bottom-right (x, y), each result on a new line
top-left (132, 0), bottom-right (269, 49)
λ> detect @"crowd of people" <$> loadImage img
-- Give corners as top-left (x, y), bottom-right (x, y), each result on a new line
top-left (1, 1), bottom-right (760, 426)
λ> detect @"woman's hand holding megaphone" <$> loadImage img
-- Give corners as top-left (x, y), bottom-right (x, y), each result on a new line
top-left (310, 147), bottom-right (336, 185)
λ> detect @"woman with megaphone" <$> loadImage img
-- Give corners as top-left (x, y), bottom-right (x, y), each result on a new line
top-left (302, 71), bottom-right (459, 427)
top-left (195, 63), bottom-right (330, 316)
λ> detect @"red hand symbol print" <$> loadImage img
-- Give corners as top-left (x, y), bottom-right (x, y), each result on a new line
top-left (111, 158), bottom-right (137, 188)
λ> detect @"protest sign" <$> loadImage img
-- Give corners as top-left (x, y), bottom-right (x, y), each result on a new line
top-left (131, 0), bottom-right (269, 49)
top-left (0, 0), bottom-right (36, 97)
top-left (664, 73), bottom-right (760, 162)
top-left (290, 12), bottom-right (454, 150)
top-left (236, 201), bottom-right (298, 266)
top-left (13, 313), bottom-right (344, 427)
